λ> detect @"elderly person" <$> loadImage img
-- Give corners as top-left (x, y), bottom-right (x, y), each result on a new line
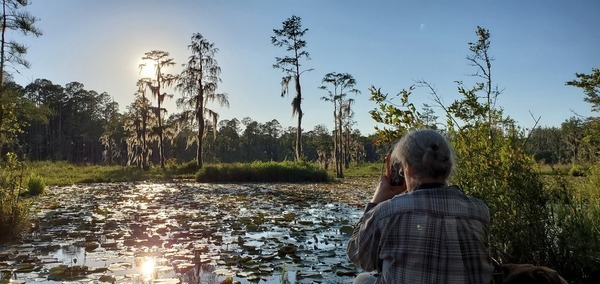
top-left (347, 129), bottom-right (493, 284)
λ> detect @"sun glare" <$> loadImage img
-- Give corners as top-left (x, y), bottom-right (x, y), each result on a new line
top-left (140, 257), bottom-right (156, 280)
top-left (138, 59), bottom-right (156, 79)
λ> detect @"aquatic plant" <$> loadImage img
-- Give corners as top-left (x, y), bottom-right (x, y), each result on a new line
top-left (27, 174), bottom-right (45, 195)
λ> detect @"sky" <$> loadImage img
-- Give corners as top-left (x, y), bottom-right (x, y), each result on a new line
top-left (11, 0), bottom-right (600, 135)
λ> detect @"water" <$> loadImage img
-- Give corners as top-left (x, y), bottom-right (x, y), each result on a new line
top-left (0, 181), bottom-right (368, 283)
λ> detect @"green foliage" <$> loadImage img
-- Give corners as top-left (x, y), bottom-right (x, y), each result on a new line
top-left (436, 26), bottom-right (554, 267)
top-left (368, 85), bottom-right (418, 145)
top-left (367, 26), bottom-right (600, 282)
top-left (0, 193), bottom-right (30, 242)
top-left (196, 161), bottom-right (329, 183)
top-left (569, 165), bottom-right (586, 177)
top-left (544, 165), bottom-right (600, 281)
top-left (27, 161), bottom-right (195, 185)
top-left (338, 162), bottom-right (382, 178)
top-left (449, 126), bottom-right (551, 265)
top-left (29, 160), bottom-right (332, 186)
top-left (566, 68), bottom-right (600, 112)
top-left (173, 160), bottom-right (200, 175)
top-left (27, 173), bottom-right (45, 195)
top-left (0, 153), bottom-right (30, 242)
top-left (0, 0), bottom-right (42, 86)
top-left (534, 163), bottom-right (570, 176)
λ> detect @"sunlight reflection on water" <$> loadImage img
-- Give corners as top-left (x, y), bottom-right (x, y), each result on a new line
top-left (1, 182), bottom-right (365, 284)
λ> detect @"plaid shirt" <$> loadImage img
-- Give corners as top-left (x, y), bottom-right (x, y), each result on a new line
top-left (347, 185), bottom-right (493, 284)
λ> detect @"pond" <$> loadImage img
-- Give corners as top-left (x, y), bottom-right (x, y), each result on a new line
top-left (0, 180), bottom-right (375, 283)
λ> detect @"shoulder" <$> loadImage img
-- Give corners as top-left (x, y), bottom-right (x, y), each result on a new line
top-left (371, 190), bottom-right (425, 218)
top-left (452, 186), bottom-right (491, 220)
top-left (375, 186), bottom-right (490, 221)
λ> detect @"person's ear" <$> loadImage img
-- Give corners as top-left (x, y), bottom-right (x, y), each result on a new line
top-left (404, 165), bottom-right (414, 178)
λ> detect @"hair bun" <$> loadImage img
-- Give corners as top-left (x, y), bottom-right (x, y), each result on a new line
top-left (423, 146), bottom-right (439, 163)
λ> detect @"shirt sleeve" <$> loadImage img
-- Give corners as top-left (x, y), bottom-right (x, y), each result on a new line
top-left (346, 202), bottom-right (382, 272)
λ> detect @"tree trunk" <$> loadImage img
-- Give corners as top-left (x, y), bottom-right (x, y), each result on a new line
top-left (0, 1), bottom-right (7, 149)
top-left (336, 107), bottom-right (344, 178)
top-left (0, 0), bottom-right (6, 88)
top-left (157, 97), bottom-right (165, 169)
top-left (197, 118), bottom-right (204, 169)
top-left (141, 106), bottom-right (149, 170)
top-left (294, 75), bottom-right (302, 160)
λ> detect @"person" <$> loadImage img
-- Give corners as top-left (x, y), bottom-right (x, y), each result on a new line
top-left (347, 129), bottom-right (494, 283)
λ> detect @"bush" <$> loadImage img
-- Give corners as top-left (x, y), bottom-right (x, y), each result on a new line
top-left (569, 165), bottom-right (586, 177)
top-left (176, 160), bottom-right (200, 175)
top-left (27, 174), bottom-right (46, 195)
top-left (0, 152), bottom-right (31, 242)
top-left (0, 195), bottom-right (30, 242)
top-left (544, 165), bottom-right (600, 282)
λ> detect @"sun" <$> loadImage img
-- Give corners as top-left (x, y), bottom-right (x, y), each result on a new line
top-left (138, 58), bottom-right (156, 79)
top-left (140, 257), bottom-right (156, 280)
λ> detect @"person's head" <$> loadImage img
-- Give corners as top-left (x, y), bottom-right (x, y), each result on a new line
top-left (391, 129), bottom-right (455, 185)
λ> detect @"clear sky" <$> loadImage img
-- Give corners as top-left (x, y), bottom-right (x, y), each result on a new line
top-left (12, 0), bottom-right (600, 135)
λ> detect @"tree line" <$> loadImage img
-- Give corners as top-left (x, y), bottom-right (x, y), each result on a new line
top-left (14, 76), bottom-right (378, 167)
top-left (12, 72), bottom-right (598, 169)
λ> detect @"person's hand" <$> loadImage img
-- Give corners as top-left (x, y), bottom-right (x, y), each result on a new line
top-left (370, 175), bottom-right (407, 203)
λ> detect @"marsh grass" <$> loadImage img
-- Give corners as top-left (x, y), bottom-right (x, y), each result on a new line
top-left (543, 168), bottom-right (600, 281)
top-left (27, 174), bottom-right (46, 195)
top-left (28, 160), bottom-right (327, 185)
top-left (0, 153), bottom-right (30, 242)
top-left (338, 162), bottom-right (382, 178)
top-left (196, 161), bottom-right (329, 183)
top-left (27, 161), bottom-right (198, 186)
top-left (534, 163), bottom-right (581, 176)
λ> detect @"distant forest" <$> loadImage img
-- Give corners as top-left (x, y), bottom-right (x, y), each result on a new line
top-left (1, 77), bottom-right (594, 168)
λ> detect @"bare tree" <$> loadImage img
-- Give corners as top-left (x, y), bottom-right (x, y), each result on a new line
top-left (272, 15), bottom-right (312, 161)
top-left (319, 72), bottom-right (359, 178)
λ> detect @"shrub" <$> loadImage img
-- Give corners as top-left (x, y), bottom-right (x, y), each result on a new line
top-left (569, 165), bottom-right (586, 177)
top-left (0, 152), bottom-right (31, 242)
top-left (27, 174), bottom-right (46, 195)
top-left (544, 165), bottom-right (600, 282)
top-left (176, 160), bottom-right (200, 175)
top-left (0, 195), bottom-right (30, 242)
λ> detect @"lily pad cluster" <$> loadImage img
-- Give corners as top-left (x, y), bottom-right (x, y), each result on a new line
top-left (0, 180), bottom-right (374, 283)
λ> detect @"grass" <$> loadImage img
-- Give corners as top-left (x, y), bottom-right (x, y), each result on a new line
top-left (196, 161), bottom-right (329, 183)
top-left (27, 161), bottom-right (198, 186)
top-left (27, 160), bottom-right (330, 185)
top-left (30, 160), bottom-right (574, 186)
top-left (534, 163), bottom-right (589, 176)
top-left (337, 162), bottom-right (383, 178)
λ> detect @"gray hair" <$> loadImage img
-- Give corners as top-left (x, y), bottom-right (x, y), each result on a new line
top-left (391, 129), bottom-right (455, 180)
